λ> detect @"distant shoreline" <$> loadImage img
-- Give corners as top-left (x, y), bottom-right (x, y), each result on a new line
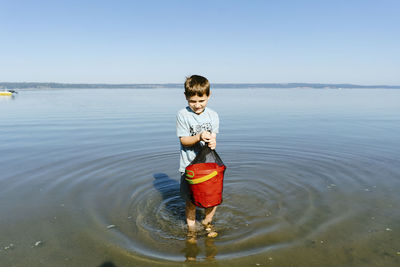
top-left (1, 82), bottom-right (400, 89)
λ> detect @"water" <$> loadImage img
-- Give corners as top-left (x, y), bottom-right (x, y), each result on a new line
top-left (1, 88), bottom-right (400, 266)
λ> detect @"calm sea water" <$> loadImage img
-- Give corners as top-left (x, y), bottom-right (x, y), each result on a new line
top-left (1, 88), bottom-right (400, 267)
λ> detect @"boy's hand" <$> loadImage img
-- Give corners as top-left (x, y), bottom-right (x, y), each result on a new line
top-left (200, 132), bottom-right (217, 150)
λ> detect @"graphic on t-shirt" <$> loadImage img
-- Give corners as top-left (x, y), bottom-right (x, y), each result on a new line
top-left (189, 123), bottom-right (212, 136)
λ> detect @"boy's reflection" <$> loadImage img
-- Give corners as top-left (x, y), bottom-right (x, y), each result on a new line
top-left (205, 238), bottom-right (218, 260)
top-left (183, 234), bottom-right (218, 262)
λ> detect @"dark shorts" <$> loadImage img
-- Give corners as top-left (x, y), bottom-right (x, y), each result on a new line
top-left (180, 173), bottom-right (192, 202)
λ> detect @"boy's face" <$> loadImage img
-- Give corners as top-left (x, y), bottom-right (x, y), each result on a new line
top-left (186, 94), bottom-right (210, 114)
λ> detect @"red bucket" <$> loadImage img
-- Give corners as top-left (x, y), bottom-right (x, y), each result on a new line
top-left (185, 162), bottom-right (226, 208)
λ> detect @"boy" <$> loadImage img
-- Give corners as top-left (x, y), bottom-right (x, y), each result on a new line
top-left (176, 75), bottom-right (219, 239)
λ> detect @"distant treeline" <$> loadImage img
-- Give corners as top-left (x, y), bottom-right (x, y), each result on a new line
top-left (1, 82), bottom-right (399, 89)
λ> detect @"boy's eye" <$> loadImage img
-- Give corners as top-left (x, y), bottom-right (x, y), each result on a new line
top-left (189, 99), bottom-right (206, 104)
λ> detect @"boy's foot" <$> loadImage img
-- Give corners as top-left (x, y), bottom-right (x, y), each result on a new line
top-left (202, 222), bottom-right (218, 238)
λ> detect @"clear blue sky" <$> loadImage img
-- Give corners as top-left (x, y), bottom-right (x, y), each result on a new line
top-left (1, 0), bottom-right (399, 85)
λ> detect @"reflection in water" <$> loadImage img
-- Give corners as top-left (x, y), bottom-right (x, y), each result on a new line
top-left (183, 238), bottom-right (200, 262)
top-left (205, 238), bottom-right (218, 261)
top-left (0, 94), bottom-right (16, 101)
top-left (183, 237), bottom-right (218, 262)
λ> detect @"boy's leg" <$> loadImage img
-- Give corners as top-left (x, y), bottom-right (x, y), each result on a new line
top-left (186, 200), bottom-right (196, 230)
top-left (202, 206), bottom-right (217, 225)
top-left (181, 173), bottom-right (196, 230)
top-left (202, 206), bottom-right (218, 238)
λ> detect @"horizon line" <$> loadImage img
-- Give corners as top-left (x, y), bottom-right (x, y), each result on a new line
top-left (1, 81), bottom-right (400, 87)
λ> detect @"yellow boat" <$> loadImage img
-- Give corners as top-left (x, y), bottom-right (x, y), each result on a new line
top-left (0, 92), bottom-right (12, 96)
top-left (0, 90), bottom-right (16, 96)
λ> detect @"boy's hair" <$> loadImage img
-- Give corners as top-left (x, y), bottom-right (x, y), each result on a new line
top-left (184, 75), bottom-right (210, 98)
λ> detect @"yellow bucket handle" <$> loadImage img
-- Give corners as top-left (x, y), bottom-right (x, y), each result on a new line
top-left (185, 171), bottom-right (218, 185)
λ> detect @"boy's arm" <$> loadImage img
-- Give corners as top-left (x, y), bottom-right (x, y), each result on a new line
top-left (180, 132), bottom-right (216, 149)
top-left (179, 134), bottom-right (201, 147)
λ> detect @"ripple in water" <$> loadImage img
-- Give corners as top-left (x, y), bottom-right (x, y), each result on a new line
top-left (27, 136), bottom-right (390, 262)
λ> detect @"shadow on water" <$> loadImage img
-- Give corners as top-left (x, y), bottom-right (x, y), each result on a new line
top-left (98, 261), bottom-right (117, 267)
top-left (152, 173), bottom-right (186, 222)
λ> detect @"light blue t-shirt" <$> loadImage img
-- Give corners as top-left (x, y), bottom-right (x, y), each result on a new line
top-left (176, 106), bottom-right (219, 173)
